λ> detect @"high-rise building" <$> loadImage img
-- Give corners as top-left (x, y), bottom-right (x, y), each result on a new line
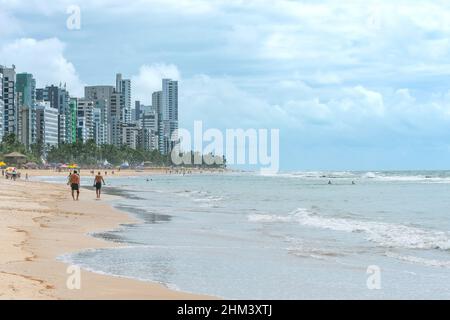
top-left (0, 71), bottom-right (4, 142)
top-left (36, 101), bottom-right (58, 148)
top-left (35, 88), bottom-right (48, 102)
top-left (122, 123), bottom-right (140, 149)
top-left (116, 73), bottom-right (131, 124)
top-left (109, 91), bottom-right (125, 146)
top-left (85, 85), bottom-right (115, 102)
top-left (16, 73), bottom-right (37, 147)
top-left (156, 79), bottom-right (178, 154)
top-left (0, 65), bottom-right (17, 137)
top-left (76, 99), bottom-right (94, 143)
top-left (93, 99), bottom-right (109, 145)
top-left (141, 111), bottom-right (159, 151)
top-left (93, 107), bottom-right (101, 145)
top-left (134, 100), bottom-right (142, 122)
top-left (69, 98), bottom-right (78, 143)
top-left (38, 85), bottom-right (72, 145)
top-left (152, 90), bottom-right (164, 153)
top-left (85, 85), bottom-right (115, 144)
top-left (162, 79), bottom-right (178, 124)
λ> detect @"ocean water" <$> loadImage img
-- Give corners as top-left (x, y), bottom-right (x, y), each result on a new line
top-left (42, 171), bottom-right (450, 299)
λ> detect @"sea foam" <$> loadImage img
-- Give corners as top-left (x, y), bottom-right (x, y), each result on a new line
top-left (249, 208), bottom-right (450, 250)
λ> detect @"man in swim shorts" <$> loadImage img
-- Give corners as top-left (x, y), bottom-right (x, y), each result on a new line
top-left (68, 170), bottom-right (81, 201)
top-left (94, 172), bottom-right (106, 199)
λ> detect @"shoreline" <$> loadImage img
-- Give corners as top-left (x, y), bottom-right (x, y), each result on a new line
top-left (0, 175), bottom-right (214, 299)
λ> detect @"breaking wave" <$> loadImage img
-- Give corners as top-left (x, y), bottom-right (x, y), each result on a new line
top-left (249, 208), bottom-right (450, 250)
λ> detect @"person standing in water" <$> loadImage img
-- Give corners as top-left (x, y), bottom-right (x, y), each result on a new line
top-left (94, 172), bottom-right (106, 199)
top-left (68, 170), bottom-right (81, 201)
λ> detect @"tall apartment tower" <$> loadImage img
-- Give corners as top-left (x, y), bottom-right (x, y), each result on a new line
top-left (109, 91), bottom-right (125, 146)
top-left (116, 73), bottom-right (131, 124)
top-left (68, 98), bottom-right (78, 143)
top-left (35, 101), bottom-right (59, 148)
top-left (141, 111), bottom-right (159, 151)
top-left (152, 90), bottom-right (164, 153)
top-left (16, 73), bottom-right (37, 148)
top-left (122, 123), bottom-right (140, 149)
top-left (0, 65), bottom-right (17, 137)
top-left (0, 71), bottom-right (4, 142)
top-left (134, 100), bottom-right (142, 122)
top-left (76, 99), bottom-right (94, 143)
top-left (85, 85), bottom-right (115, 145)
top-left (38, 85), bottom-right (72, 145)
top-left (159, 79), bottom-right (178, 154)
top-left (92, 99), bottom-right (109, 145)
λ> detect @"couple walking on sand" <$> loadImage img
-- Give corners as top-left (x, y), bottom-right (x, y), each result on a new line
top-left (68, 170), bottom-right (106, 201)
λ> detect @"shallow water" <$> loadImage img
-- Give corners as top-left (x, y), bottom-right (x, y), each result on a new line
top-left (41, 171), bottom-right (450, 299)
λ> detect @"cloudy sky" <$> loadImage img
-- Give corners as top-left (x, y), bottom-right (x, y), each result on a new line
top-left (2, 0), bottom-right (450, 170)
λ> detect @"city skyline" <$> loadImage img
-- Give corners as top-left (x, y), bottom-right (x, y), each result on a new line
top-left (0, 63), bottom-right (178, 158)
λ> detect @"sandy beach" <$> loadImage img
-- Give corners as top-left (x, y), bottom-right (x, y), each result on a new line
top-left (0, 174), bottom-right (212, 300)
top-left (17, 168), bottom-right (226, 179)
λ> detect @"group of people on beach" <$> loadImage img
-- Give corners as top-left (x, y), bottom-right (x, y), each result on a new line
top-left (67, 171), bottom-right (106, 201)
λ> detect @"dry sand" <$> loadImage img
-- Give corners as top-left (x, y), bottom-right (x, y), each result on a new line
top-left (0, 175), bottom-right (213, 300)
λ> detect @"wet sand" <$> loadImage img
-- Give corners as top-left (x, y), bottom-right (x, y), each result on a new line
top-left (0, 177), bottom-right (214, 299)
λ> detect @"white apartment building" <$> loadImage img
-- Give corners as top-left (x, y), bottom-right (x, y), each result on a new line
top-left (36, 101), bottom-right (58, 147)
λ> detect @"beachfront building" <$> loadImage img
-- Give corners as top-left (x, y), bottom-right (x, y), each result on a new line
top-left (37, 84), bottom-right (72, 145)
top-left (122, 123), bottom-right (140, 149)
top-left (68, 98), bottom-right (78, 143)
top-left (152, 90), bottom-right (164, 153)
top-left (0, 65), bottom-right (17, 137)
top-left (85, 85), bottom-right (116, 145)
top-left (116, 73), bottom-right (132, 124)
top-left (93, 99), bottom-right (109, 145)
top-left (17, 99), bottom-right (34, 148)
top-left (109, 90), bottom-right (125, 146)
top-left (16, 73), bottom-right (37, 148)
top-left (76, 99), bottom-right (94, 143)
top-left (141, 128), bottom-right (158, 151)
top-left (134, 100), bottom-right (142, 122)
top-left (157, 79), bottom-right (178, 154)
top-left (36, 101), bottom-right (59, 147)
top-left (0, 71), bottom-right (4, 142)
top-left (141, 111), bottom-right (159, 151)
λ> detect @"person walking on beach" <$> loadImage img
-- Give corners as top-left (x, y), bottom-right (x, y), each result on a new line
top-left (94, 172), bottom-right (106, 199)
top-left (68, 170), bottom-right (81, 201)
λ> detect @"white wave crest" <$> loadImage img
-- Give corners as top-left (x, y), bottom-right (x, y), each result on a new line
top-left (385, 252), bottom-right (450, 268)
top-left (248, 208), bottom-right (450, 250)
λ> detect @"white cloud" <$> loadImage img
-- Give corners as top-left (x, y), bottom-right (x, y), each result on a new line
top-left (131, 63), bottom-right (181, 105)
top-left (0, 38), bottom-right (85, 96)
top-left (3, 0), bottom-right (450, 168)
top-left (0, 9), bottom-right (21, 36)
